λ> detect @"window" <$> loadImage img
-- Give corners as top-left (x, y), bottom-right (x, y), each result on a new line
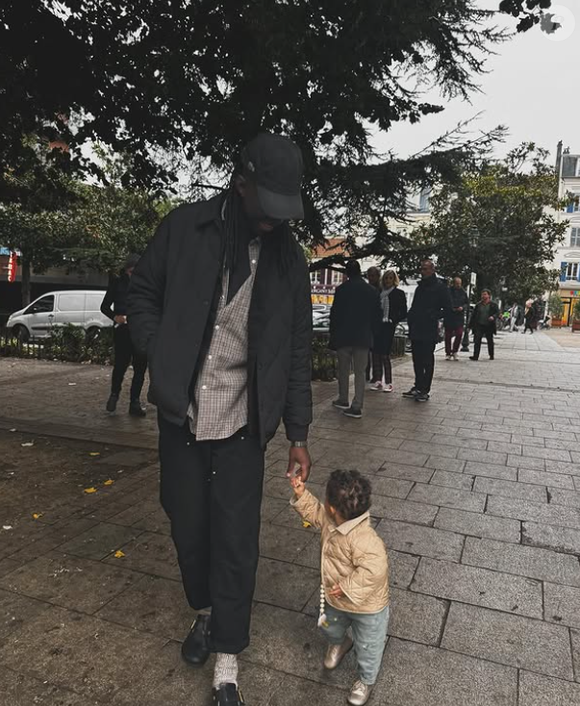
top-left (58, 293), bottom-right (85, 312)
top-left (566, 194), bottom-right (580, 213)
top-left (571, 228), bottom-right (580, 247)
top-left (26, 295), bottom-right (55, 315)
top-left (331, 270), bottom-right (343, 286)
top-left (566, 263), bottom-right (579, 281)
top-left (310, 270), bottom-right (322, 284)
top-left (86, 292), bottom-right (105, 311)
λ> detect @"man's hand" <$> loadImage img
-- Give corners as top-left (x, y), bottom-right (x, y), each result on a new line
top-left (328, 584), bottom-right (345, 599)
top-left (457, 306), bottom-right (463, 312)
top-left (488, 316), bottom-right (495, 322)
top-left (114, 315), bottom-right (127, 325)
top-left (287, 446), bottom-right (311, 483)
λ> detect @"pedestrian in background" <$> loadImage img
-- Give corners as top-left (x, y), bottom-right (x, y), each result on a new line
top-left (469, 289), bottom-right (499, 361)
top-left (101, 253), bottom-right (147, 417)
top-left (366, 266), bottom-right (382, 385)
top-left (509, 302), bottom-right (519, 332)
top-left (370, 270), bottom-right (407, 393)
top-left (445, 276), bottom-right (468, 361)
top-left (330, 261), bottom-right (382, 419)
top-left (404, 260), bottom-right (452, 403)
top-left (523, 298), bottom-right (539, 334)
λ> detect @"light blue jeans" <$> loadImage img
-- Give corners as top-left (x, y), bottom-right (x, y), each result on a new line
top-left (321, 604), bottom-right (389, 685)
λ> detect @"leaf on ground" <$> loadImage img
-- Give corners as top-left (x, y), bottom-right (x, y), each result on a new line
top-left (2, 526), bottom-right (13, 530)
top-left (89, 452), bottom-right (100, 457)
top-left (114, 550), bottom-right (125, 558)
top-left (9, 428), bottom-right (17, 432)
top-left (68, 382), bottom-right (77, 386)
top-left (84, 487), bottom-right (97, 494)
top-left (302, 520), bottom-right (312, 528)
top-left (103, 479), bottom-right (114, 486)
top-left (32, 513), bottom-right (43, 520)
top-left (21, 442), bottom-right (34, 447)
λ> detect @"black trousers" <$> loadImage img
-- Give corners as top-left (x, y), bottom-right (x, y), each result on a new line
top-left (411, 340), bottom-right (436, 393)
top-left (158, 416), bottom-right (265, 654)
top-left (111, 325), bottom-right (147, 400)
top-left (473, 328), bottom-right (495, 360)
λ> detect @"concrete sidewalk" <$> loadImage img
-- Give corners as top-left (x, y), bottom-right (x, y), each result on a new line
top-left (1, 330), bottom-right (580, 705)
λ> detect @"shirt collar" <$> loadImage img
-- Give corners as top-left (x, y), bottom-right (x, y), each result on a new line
top-left (331, 510), bottom-right (371, 536)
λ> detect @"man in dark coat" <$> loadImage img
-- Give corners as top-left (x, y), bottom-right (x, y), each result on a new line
top-left (101, 253), bottom-right (147, 417)
top-left (127, 133), bottom-right (312, 706)
top-left (469, 289), bottom-right (500, 361)
top-left (444, 276), bottom-right (469, 361)
top-left (404, 260), bottom-right (452, 402)
top-left (329, 260), bottom-right (381, 419)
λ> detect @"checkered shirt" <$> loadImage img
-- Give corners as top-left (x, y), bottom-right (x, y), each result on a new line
top-left (187, 239), bottom-right (261, 440)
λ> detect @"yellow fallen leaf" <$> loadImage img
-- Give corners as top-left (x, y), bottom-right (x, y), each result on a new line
top-left (103, 479), bottom-right (114, 486)
top-left (84, 487), bottom-right (97, 494)
top-left (114, 550), bottom-right (125, 558)
top-left (89, 452), bottom-right (100, 457)
top-left (302, 520), bottom-right (312, 528)
top-left (32, 513), bottom-right (43, 520)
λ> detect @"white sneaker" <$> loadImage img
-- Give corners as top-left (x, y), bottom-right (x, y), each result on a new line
top-left (453, 353), bottom-right (459, 361)
top-left (445, 355), bottom-right (452, 361)
top-left (383, 384), bottom-right (394, 393)
top-left (348, 680), bottom-right (372, 706)
top-left (369, 382), bottom-right (383, 391)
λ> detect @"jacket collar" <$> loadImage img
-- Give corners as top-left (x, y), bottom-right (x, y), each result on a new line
top-left (331, 510), bottom-right (370, 536)
top-left (197, 193), bottom-right (227, 227)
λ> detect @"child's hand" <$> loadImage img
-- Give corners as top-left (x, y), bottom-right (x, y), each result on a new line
top-left (290, 474), bottom-right (305, 497)
top-left (328, 584), bottom-right (345, 599)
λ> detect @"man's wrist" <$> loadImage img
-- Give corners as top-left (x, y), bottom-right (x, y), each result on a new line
top-left (291, 441), bottom-right (308, 448)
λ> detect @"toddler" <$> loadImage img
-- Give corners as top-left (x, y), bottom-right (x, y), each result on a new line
top-left (290, 469), bottom-right (389, 706)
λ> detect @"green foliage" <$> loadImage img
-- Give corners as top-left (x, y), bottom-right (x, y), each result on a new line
top-left (421, 143), bottom-right (567, 301)
top-left (1, 325), bottom-right (115, 364)
top-left (548, 292), bottom-right (564, 320)
top-left (574, 299), bottom-right (580, 322)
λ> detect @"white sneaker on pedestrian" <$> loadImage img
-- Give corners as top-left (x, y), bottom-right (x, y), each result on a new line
top-left (348, 680), bottom-right (372, 706)
top-left (445, 355), bottom-right (452, 361)
top-left (383, 384), bottom-right (394, 393)
top-left (452, 353), bottom-right (459, 361)
top-left (369, 382), bottom-right (383, 392)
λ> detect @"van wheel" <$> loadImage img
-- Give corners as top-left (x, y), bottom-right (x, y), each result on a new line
top-left (86, 327), bottom-right (101, 343)
top-left (13, 325), bottom-right (30, 343)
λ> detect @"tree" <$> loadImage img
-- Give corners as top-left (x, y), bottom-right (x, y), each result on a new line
top-left (420, 143), bottom-right (567, 303)
top-left (0, 0), bottom-right (550, 255)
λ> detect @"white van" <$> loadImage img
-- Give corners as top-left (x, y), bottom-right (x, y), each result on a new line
top-left (7, 290), bottom-right (112, 342)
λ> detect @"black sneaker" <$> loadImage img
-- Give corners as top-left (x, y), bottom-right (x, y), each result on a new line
top-left (212, 683), bottom-right (245, 705)
top-left (181, 614), bottom-right (211, 667)
top-left (343, 407), bottom-right (362, 419)
top-left (106, 394), bottom-right (119, 413)
top-left (402, 388), bottom-right (418, 398)
top-left (332, 400), bottom-right (350, 410)
top-left (129, 400), bottom-right (147, 417)
top-left (469, 356), bottom-right (478, 361)
top-left (415, 392), bottom-right (430, 403)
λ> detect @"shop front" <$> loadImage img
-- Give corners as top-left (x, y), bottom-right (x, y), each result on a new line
top-left (558, 288), bottom-right (580, 326)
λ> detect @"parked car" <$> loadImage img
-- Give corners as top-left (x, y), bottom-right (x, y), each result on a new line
top-left (6, 290), bottom-right (111, 342)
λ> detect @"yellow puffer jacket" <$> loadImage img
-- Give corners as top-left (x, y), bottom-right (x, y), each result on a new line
top-left (291, 489), bottom-right (389, 614)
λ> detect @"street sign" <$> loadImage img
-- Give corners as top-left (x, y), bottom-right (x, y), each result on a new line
top-left (470, 272), bottom-right (477, 286)
top-left (7, 252), bottom-right (17, 282)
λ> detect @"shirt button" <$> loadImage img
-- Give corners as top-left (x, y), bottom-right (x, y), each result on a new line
top-left (208, 355), bottom-right (213, 360)
top-left (202, 385), bottom-right (207, 390)
top-left (215, 325), bottom-right (220, 330)
top-left (252, 260), bottom-right (257, 265)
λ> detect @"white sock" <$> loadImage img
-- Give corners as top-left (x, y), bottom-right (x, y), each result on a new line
top-left (213, 653), bottom-right (238, 688)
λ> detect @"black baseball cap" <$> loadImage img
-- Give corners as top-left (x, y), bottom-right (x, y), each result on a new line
top-left (241, 133), bottom-right (304, 220)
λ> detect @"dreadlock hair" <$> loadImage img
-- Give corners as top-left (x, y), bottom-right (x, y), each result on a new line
top-left (222, 170), bottom-right (299, 276)
top-left (326, 470), bottom-right (372, 521)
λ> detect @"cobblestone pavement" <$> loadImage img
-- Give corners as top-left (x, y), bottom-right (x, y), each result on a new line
top-left (2, 330), bottom-right (580, 705)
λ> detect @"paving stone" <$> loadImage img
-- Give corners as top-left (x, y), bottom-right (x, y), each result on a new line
top-left (429, 434), bottom-right (488, 450)
top-left (522, 520), bottom-right (580, 556)
top-left (102, 531), bottom-right (181, 581)
top-left (507, 454), bottom-right (546, 470)
top-left (424, 456), bottom-right (467, 473)
top-left (518, 468), bottom-right (575, 490)
top-left (0, 552), bottom-right (141, 615)
top-left (254, 557), bottom-right (320, 612)
top-left (389, 550), bottom-right (420, 589)
top-left (308, 439), bottom-right (392, 473)
top-left (399, 441), bottom-right (459, 460)
top-left (487, 495), bottom-right (580, 530)
top-left (106, 499), bottom-right (161, 527)
top-left (489, 441), bottom-right (524, 456)
top-left (0, 605), bottom-right (169, 701)
top-left (131, 507), bottom-right (171, 535)
top-left (463, 461), bottom-right (517, 481)
top-left (457, 448), bottom-right (508, 465)
top-left (259, 522), bottom-right (314, 562)
top-left (389, 587), bottom-right (448, 645)
top-left (377, 449), bottom-right (430, 468)
top-left (441, 602), bottom-right (574, 680)
top-left (370, 496), bottom-right (438, 525)
top-left (547, 460), bottom-right (580, 475)
top-left (0, 558), bottom-right (21, 580)
top-left (430, 470), bottom-right (474, 491)
top-left (0, 665), bottom-right (94, 706)
top-left (544, 582), bottom-right (580, 629)
top-left (0, 588), bottom-right (50, 641)
top-left (376, 464), bottom-right (433, 484)
top-left (376, 520), bottom-right (464, 562)
top-left (411, 557), bottom-right (542, 618)
top-left (408, 484), bottom-right (486, 513)
top-left (474, 477), bottom-right (547, 503)
top-left (58, 522), bottom-right (144, 561)
top-left (522, 446), bottom-right (572, 462)
top-left (374, 638), bottom-right (517, 706)
top-left (368, 476), bottom-right (414, 499)
top-left (549, 488), bottom-right (580, 509)
top-left (434, 508), bottom-right (521, 543)
top-left (462, 536), bottom-right (580, 587)
top-left (572, 630), bottom-right (580, 685)
top-left (519, 671), bottom-right (580, 706)
top-left (292, 534), bottom-right (321, 570)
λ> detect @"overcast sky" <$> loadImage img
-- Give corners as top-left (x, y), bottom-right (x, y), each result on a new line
top-left (374, 0), bottom-right (580, 164)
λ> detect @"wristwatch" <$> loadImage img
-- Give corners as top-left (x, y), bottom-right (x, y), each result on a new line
top-left (291, 441), bottom-right (308, 448)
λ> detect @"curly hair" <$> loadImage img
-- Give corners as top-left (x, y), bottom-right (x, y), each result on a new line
top-left (326, 470), bottom-right (372, 521)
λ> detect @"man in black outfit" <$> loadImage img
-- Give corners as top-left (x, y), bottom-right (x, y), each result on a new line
top-left (469, 289), bottom-right (499, 361)
top-left (101, 254), bottom-right (147, 417)
top-left (127, 133), bottom-right (312, 706)
top-left (404, 260), bottom-right (452, 402)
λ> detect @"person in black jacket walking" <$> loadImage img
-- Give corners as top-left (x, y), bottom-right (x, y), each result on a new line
top-left (370, 269), bottom-right (407, 393)
top-left (404, 260), bottom-right (452, 402)
top-left (469, 289), bottom-right (499, 361)
top-left (445, 277), bottom-right (469, 361)
top-left (329, 260), bottom-right (381, 419)
top-left (101, 254), bottom-right (147, 417)
top-left (127, 133), bottom-right (312, 706)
